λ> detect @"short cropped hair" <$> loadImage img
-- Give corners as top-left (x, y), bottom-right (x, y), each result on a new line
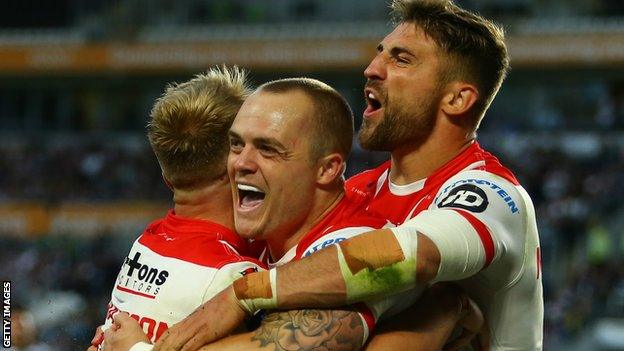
top-left (148, 66), bottom-right (251, 190)
top-left (258, 78), bottom-right (354, 160)
top-left (392, 0), bottom-right (509, 128)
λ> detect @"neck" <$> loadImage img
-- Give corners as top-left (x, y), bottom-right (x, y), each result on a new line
top-left (172, 176), bottom-right (234, 230)
top-left (267, 184), bottom-right (345, 261)
top-left (390, 122), bottom-right (474, 185)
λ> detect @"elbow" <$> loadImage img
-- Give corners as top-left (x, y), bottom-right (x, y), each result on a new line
top-left (416, 233), bottom-right (441, 284)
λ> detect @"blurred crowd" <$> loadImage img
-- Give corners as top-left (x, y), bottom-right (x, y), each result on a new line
top-left (0, 136), bottom-right (168, 203)
top-left (4, 0), bottom-right (624, 35)
top-left (3, 0), bottom-right (624, 349)
top-left (2, 131), bottom-right (624, 349)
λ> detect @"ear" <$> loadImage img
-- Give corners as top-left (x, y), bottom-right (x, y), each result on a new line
top-left (440, 82), bottom-right (479, 117)
top-left (316, 153), bottom-right (345, 186)
top-left (162, 173), bottom-right (174, 191)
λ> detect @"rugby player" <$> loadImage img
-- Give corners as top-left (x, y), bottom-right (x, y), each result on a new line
top-left (88, 66), bottom-right (265, 350)
top-left (152, 0), bottom-right (544, 350)
top-left (104, 78), bottom-right (483, 351)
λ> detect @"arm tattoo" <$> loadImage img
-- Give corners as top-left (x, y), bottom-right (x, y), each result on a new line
top-left (251, 309), bottom-right (365, 351)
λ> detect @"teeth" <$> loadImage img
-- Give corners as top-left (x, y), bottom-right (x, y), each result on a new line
top-left (368, 92), bottom-right (375, 100)
top-left (237, 184), bottom-right (264, 193)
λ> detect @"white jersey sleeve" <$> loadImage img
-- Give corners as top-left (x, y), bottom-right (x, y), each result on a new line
top-left (401, 170), bottom-right (528, 282)
top-left (392, 170), bottom-right (543, 350)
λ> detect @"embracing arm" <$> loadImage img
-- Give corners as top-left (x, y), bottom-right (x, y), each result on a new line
top-left (154, 217), bottom-right (483, 350)
top-left (155, 173), bottom-right (518, 350)
top-left (271, 229), bottom-right (440, 309)
top-left (237, 171), bottom-right (524, 312)
top-left (197, 308), bottom-right (365, 351)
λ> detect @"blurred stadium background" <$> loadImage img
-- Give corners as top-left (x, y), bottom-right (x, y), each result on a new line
top-left (1, 0), bottom-right (624, 350)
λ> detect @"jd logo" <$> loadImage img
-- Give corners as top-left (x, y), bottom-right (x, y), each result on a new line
top-left (439, 184), bottom-right (488, 213)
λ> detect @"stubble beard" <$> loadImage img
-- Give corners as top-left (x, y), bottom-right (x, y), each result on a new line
top-left (359, 94), bottom-right (437, 152)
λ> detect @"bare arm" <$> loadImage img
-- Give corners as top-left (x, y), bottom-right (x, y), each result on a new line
top-left (261, 229), bottom-right (440, 309)
top-left (197, 308), bottom-right (364, 351)
top-left (365, 283), bottom-right (485, 351)
top-left (154, 230), bottom-right (439, 351)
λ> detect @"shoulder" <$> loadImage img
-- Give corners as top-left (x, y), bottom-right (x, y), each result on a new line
top-left (299, 219), bottom-right (388, 259)
top-left (433, 169), bottom-right (526, 217)
top-left (346, 160), bottom-right (391, 198)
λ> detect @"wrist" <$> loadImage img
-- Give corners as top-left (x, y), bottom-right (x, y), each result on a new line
top-left (232, 268), bottom-right (278, 314)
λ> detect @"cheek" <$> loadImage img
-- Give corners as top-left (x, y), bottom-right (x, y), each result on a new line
top-left (226, 156), bottom-right (236, 175)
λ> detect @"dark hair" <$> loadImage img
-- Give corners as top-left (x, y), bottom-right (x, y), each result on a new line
top-left (392, 0), bottom-right (509, 127)
top-left (258, 78), bottom-right (354, 160)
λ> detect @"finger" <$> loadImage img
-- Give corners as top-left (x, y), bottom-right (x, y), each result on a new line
top-left (86, 346), bottom-right (98, 351)
top-left (443, 331), bottom-right (476, 351)
top-left (91, 325), bottom-right (104, 344)
top-left (180, 335), bottom-right (206, 351)
top-left (91, 332), bottom-right (104, 347)
top-left (471, 330), bottom-right (490, 351)
top-left (112, 312), bottom-right (131, 326)
top-left (154, 329), bottom-right (186, 351)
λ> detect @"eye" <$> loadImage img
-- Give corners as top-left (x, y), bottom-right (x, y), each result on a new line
top-left (229, 137), bottom-right (244, 153)
top-left (395, 55), bottom-right (410, 64)
top-left (258, 144), bottom-right (278, 156)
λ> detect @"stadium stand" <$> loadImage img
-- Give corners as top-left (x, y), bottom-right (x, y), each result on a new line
top-left (2, 0), bottom-right (624, 349)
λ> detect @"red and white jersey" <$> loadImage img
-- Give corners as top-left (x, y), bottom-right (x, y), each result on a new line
top-left (346, 142), bottom-right (544, 350)
top-left (262, 191), bottom-right (389, 346)
top-left (102, 211), bottom-right (264, 343)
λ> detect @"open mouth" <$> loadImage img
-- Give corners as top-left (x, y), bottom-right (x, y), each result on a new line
top-left (237, 183), bottom-right (266, 209)
top-left (364, 89), bottom-right (383, 116)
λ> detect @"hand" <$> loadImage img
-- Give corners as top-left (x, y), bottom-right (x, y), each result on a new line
top-left (87, 325), bottom-right (104, 351)
top-left (103, 313), bottom-right (150, 351)
top-left (443, 292), bottom-right (488, 351)
top-left (154, 285), bottom-right (247, 351)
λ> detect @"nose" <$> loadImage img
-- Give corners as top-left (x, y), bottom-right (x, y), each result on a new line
top-left (364, 52), bottom-right (386, 81)
top-left (230, 145), bottom-right (258, 176)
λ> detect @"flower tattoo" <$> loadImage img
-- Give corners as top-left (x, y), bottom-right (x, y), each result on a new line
top-left (252, 309), bottom-right (364, 351)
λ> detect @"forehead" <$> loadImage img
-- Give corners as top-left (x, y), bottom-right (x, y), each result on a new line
top-left (382, 22), bottom-right (440, 55)
top-left (231, 90), bottom-right (315, 139)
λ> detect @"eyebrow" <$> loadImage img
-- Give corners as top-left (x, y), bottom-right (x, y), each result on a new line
top-left (377, 43), bottom-right (416, 58)
top-left (228, 130), bottom-right (241, 139)
top-left (254, 137), bottom-right (287, 150)
top-left (228, 130), bottom-right (287, 150)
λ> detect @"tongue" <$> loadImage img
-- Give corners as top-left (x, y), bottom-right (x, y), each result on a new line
top-left (365, 104), bottom-right (380, 115)
top-left (241, 192), bottom-right (264, 208)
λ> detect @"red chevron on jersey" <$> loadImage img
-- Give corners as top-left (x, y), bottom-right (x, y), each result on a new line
top-left (347, 142), bottom-right (543, 350)
top-left (139, 211), bottom-right (252, 268)
top-left (346, 142), bottom-right (518, 225)
top-left (102, 210), bottom-right (265, 343)
top-left (294, 189), bottom-right (388, 259)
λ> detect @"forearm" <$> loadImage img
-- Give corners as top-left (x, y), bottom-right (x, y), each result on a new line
top-left (198, 309), bottom-right (365, 351)
top-left (196, 332), bottom-right (262, 351)
top-left (235, 229), bottom-right (439, 312)
top-left (364, 284), bottom-right (464, 351)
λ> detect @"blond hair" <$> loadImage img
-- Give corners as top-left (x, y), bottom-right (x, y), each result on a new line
top-left (148, 66), bottom-right (251, 190)
top-left (392, 0), bottom-right (509, 129)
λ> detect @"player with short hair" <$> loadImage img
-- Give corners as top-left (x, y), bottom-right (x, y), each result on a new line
top-left (90, 66), bottom-right (266, 350)
top-left (105, 78), bottom-right (484, 351)
top-left (153, 1), bottom-right (544, 350)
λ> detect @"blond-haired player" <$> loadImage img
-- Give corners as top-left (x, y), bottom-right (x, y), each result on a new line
top-left (153, 0), bottom-right (543, 350)
top-left (104, 78), bottom-right (484, 351)
top-left (90, 66), bottom-right (265, 350)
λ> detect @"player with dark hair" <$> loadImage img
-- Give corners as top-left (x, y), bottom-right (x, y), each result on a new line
top-left (153, 0), bottom-right (543, 350)
top-left (104, 78), bottom-right (483, 351)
